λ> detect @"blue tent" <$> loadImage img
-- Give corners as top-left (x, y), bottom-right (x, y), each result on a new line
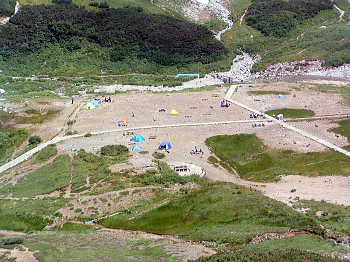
top-left (276, 94), bottom-right (286, 99)
top-left (132, 145), bottom-right (144, 151)
top-left (159, 141), bottom-right (173, 150)
top-left (91, 100), bottom-right (101, 107)
top-left (131, 134), bottom-right (145, 142)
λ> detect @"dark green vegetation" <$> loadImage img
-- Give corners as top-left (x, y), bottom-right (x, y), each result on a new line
top-left (0, 4), bottom-right (225, 76)
top-left (101, 183), bottom-right (320, 244)
top-left (205, 134), bottom-right (350, 182)
top-left (265, 108), bottom-right (315, 118)
top-left (28, 135), bottom-right (42, 145)
top-left (101, 144), bottom-right (129, 156)
top-left (246, 0), bottom-right (333, 37)
top-left (152, 151), bottom-right (166, 159)
top-left (248, 90), bottom-right (290, 96)
top-left (34, 144), bottom-right (57, 163)
top-left (331, 120), bottom-right (350, 142)
top-left (193, 248), bottom-right (345, 262)
top-left (293, 200), bottom-right (350, 235)
top-left (0, 198), bottom-right (67, 232)
top-left (0, 0), bottom-right (16, 16)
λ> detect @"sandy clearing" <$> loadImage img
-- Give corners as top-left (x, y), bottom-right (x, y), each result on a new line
top-left (262, 175), bottom-right (350, 206)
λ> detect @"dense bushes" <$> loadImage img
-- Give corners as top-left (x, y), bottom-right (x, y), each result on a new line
top-left (0, 5), bottom-right (225, 66)
top-left (245, 0), bottom-right (333, 36)
top-left (101, 145), bottom-right (129, 156)
top-left (0, 0), bottom-right (16, 17)
top-left (29, 135), bottom-right (42, 145)
top-left (52, 0), bottom-right (73, 5)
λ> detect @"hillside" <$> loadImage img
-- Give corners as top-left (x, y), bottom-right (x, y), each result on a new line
top-left (226, 0), bottom-right (350, 72)
top-left (0, 0), bottom-right (16, 17)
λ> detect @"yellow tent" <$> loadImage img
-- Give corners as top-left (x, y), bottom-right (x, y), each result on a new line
top-left (84, 103), bottom-right (96, 110)
top-left (170, 109), bottom-right (179, 115)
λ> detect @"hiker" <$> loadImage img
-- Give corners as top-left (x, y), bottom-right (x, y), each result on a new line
top-left (71, 97), bottom-right (74, 104)
top-left (132, 112), bottom-right (135, 117)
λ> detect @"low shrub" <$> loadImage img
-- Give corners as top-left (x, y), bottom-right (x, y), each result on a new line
top-left (101, 145), bottom-right (129, 156)
top-left (152, 152), bottom-right (165, 159)
top-left (0, 237), bottom-right (23, 248)
top-left (28, 135), bottom-right (42, 145)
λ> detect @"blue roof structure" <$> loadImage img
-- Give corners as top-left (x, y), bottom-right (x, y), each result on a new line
top-left (131, 134), bottom-right (145, 142)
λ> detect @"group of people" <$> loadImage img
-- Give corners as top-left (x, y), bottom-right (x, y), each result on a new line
top-left (190, 146), bottom-right (204, 156)
top-left (221, 100), bottom-right (231, 108)
top-left (249, 113), bottom-right (265, 119)
top-left (252, 123), bottom-right (265, 128)
top-left (97, 96), bottom-right (112, 103)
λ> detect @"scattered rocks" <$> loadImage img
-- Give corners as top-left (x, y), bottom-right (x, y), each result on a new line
top-left (250, 231), bottom-right (311, 244)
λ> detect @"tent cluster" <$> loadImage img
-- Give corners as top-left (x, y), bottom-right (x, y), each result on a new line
top-left (130, 134), bottom-right (145, 151)
top-left (117, 119), bottom-right (128, 127)
top-left (129, 134), bottom-right (173, 153)
top-left (84, 97), bottom-right (112, 110)
top-left (84, 100), bottom-right (101, 110)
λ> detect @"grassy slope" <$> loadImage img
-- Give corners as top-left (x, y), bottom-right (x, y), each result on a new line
top-left (293, 200), bottom-right (350, 235)
top-left (195, 247), bottom-right (346, 262)
top-left (0, 198), bottom-right (67, 232)
top-left (101, 183), bottom-right (320, 244)
top-left (248, 235), bottom-right (349, 255)
top-left (0, 127), bottom-right (29, 165)
top-left (225, 2), bottom-right (350, 71)
top-left (0, 154), bottom-right (71, 197)
top-left (24, 231), bottom-right (177, 262)
top-left (205, 134), bottom-right (350, 182)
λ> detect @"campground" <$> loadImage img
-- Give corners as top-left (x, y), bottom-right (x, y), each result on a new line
top-left (2, 80), bottom-right (350, 261)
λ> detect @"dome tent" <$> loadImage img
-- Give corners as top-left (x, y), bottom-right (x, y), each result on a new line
top-left (132, 145), bottom-right (144, 151)
top-left (159, 141), bottom-right (173, 150)
top-left (131, 134), bottom-right (145, 142)
top-left (170, 109), bottom-right (179, 115)
top-left (91, 100), bottom-right (101, 107)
